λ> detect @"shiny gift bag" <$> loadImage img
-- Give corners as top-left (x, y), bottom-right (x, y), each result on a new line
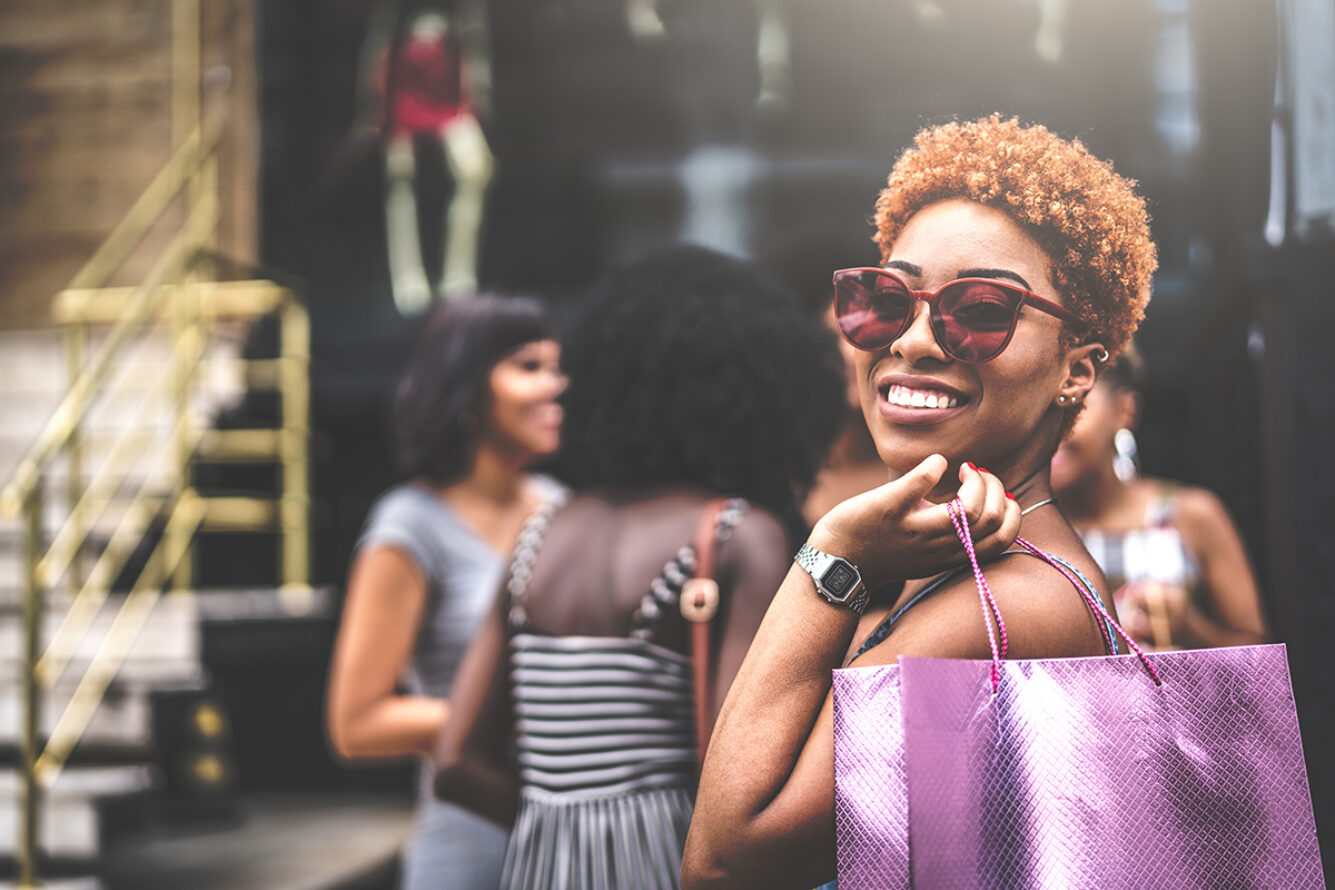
top-left (833, 501), bottom-right (1325, 889)
top-left (901, 645), bottom-right (1324, 888)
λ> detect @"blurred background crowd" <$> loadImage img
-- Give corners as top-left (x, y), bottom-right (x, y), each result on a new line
top-left (1, 0), bottom-right (1333, 887)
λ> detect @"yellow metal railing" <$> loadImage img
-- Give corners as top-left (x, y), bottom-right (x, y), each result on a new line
top-left (3, 2), bottom-right (309, 885)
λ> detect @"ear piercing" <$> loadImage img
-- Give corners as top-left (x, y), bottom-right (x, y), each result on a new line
top-left (1057, 394), bottom-right (1078, 406)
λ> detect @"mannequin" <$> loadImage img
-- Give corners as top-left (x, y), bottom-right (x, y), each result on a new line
top-left (361, 3), bottom-right (495, 313)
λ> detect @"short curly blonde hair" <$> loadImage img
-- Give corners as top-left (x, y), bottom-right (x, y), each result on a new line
top-left (873, 115), bottom-right (1157, 359)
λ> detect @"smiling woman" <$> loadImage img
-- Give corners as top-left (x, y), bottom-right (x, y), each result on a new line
top-left (325, 295), bottom-right (568, 890)
top-left (681, 116), bottom-right (1157, 890)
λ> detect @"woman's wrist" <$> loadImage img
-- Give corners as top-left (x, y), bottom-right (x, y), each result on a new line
top-left (805, 522), bottom-right (895, 593)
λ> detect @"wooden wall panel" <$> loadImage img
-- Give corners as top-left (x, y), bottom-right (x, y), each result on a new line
top-left (0, 0), bottom-right (257, 330)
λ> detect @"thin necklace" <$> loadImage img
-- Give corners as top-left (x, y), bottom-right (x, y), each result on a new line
top-left (1020, 496), bottom-right (1056, 516)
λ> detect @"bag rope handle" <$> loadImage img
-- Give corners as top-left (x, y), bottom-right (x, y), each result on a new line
top-left (948, 499), bottom-right (1008, 689)
top-left (947, 498), bottom-right (1163, 690)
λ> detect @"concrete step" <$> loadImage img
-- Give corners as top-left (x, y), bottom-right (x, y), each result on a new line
top-left (0, 878), bottom-right (103, 890)
top-left (0, 594), bottom-right (200, 687)
top-left (0, 680), bottom-right (155, 751)
top-left (0, 326), bottom-right (247, 487)
top-left (97, 792), bottom-right (412, 890)
top-left (0, 765), bottom-right (155, 859)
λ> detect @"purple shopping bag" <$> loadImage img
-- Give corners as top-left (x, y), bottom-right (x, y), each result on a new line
top-left (833, 664), bottom-right (910, 889)
top-left (900, 645), bottom-right (1324, 888)
top-left (833, 500), bottom-right (1325, 889)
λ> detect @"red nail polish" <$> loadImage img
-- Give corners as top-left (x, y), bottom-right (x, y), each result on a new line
top-left (967, 462), bottom-right (977, 471)
top-left (1006, 492), bottom-right (1016, 501)
top-left (977, 466), bottom-right (989, 475)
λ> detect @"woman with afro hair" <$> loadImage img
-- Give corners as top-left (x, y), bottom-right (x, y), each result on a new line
top-left (433, 245), bottom-right (847, 889)
top-left (683, 115), bottom-right (1158, 889)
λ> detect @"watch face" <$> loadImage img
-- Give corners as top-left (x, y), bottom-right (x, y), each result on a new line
top-left (821, 561), bottom-right (857, 600)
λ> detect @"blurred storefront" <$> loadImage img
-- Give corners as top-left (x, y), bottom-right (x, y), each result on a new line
top-left (2, 0), bottom-right (1332, 885)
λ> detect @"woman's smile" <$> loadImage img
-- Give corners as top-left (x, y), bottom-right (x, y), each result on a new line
top-left (875, 373), bottom-right (969, 426)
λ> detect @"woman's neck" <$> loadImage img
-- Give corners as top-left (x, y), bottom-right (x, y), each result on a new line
top-left (1059, 462), bottom-right (1130, 522)
top-left (451, 444), bottom-right (528, 505)
top-left (1006, 467), bottom-right (1056, 515)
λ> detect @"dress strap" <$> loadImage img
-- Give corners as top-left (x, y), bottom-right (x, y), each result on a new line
top-left (1145, 481), bottom-right (1181, 529)
top-left (506, 489), bottom-right (571, 631)
top-left (843, 549), bottom-right (1121, 667)
top-left (628, 498), bottom-right (749, 642)
top-left (845, 567), bottom-right (968, 666)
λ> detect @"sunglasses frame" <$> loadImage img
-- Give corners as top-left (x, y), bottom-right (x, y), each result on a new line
top-left (831, 267), bottom-right (1083, 363)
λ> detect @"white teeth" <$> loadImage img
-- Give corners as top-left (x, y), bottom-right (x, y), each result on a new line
top-left (885, 384), bottom-right (960, 409)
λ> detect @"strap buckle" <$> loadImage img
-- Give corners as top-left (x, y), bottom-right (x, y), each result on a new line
top-left (680, 578), bottom-right (719, 622)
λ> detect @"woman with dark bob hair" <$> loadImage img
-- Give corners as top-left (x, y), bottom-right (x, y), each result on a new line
top-left (682, 115), bottom-right (1158, 889)
top-left (327, 295), bottom-right (567, 890)
top-left (434, 245), bottom-right (846, 889)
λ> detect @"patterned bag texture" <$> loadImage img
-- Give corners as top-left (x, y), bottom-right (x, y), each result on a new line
top-left (833, 665), bottom-right (910, 889)
top-left (833, 500), bottom-right (1325, 889)
top-left (901, 646), bottom-right (1324, 889)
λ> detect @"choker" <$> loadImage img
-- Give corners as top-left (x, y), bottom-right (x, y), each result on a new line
top-left (1020, 496), bottom-right (1056, 516)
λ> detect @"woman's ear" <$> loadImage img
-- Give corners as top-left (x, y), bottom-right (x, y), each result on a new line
top-left (1057, 342), bottom-right (1106, 407)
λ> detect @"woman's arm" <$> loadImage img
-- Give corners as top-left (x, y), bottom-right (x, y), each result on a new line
top-left (1173, 487), bottom-right (1268, 647)
top-left (327, 545), bottom-right (444, 759)
top-left (432, 587), bottom-right (521, 826)
top-left (683, 458), bottom-right (1020, 890)
top-left (708, 508), bottom-right (798, 728)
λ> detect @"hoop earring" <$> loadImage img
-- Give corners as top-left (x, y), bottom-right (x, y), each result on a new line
top-left (1113, 427), bottom-right (1139, 483)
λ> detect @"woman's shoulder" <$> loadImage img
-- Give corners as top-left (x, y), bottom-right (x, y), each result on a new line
top-left (362, 482), bottom-right (441, 532)
top-left (526, 473), bottom-right (570, 505)
top-left (856, 546), bottom-right (1109, 667)
top-left (1154, 480), bottom-right (1242, 549)
top-left (720, 503), bottom-right (791, 566)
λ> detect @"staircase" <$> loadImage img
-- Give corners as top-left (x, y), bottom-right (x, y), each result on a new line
top-left (0, 128), bottom-right (310, 890)
top-left (0, 328), bottom-right (234, 879)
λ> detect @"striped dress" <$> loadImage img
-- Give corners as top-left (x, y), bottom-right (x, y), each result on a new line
top-left (499, 496), bottom-right (747, 890)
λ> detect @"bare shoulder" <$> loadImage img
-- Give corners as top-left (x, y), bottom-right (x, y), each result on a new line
top-left (854, 551), bottom-right (1108, 668)
top-left (723, 505), bottom-right (791, 565)
top-left (1167, 484), bottom-right (1237, 538)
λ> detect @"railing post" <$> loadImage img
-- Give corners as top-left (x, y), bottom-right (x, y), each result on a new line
top-left (169, 283), bottom-right (196, 592)
top-left (65, 323), bottom-right (86, 596)
top-left (18, 484), bottom-right (45, 889)
top-left (279, 300), bottom-right (310, 590)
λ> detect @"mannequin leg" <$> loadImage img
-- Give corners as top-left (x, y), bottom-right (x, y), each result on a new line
top-left (438, 114), bottom-right (495, 300)
top-left (755, 0), bottom-right (792, 115)
top-left (385, 134), bottom-right (433, 314)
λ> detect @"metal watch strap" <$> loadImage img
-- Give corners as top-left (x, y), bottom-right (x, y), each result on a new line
top-left (795, 543), bottom-right (870, 615)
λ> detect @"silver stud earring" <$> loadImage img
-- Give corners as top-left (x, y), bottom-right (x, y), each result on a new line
top-left (1057, 394), bottom-right (1071, 406)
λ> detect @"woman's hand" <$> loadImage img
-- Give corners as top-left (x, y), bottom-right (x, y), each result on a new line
top-left (1115, 580), bottom-right (1189, 649)
top-left (807, 455), bottom-right (1022, 589)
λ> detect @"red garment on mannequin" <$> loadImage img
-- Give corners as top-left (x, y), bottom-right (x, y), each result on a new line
top-left (381, 30), bottom-right (469, 136)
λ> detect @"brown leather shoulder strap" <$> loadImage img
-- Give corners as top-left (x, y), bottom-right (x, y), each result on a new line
top-left (681, 498), bottom-right (727, 767)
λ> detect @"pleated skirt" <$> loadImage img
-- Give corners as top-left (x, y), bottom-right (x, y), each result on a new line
top-left (500, 784), bottom-right (694, 890)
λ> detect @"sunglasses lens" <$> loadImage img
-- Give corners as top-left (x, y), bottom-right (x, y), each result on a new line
top-left (835, 271), bottom-right (912, 349)
top-left (935, 281), bottom-right (1023, 362)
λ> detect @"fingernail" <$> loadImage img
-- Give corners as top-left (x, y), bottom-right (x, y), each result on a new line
top-left (1005, 492), bottom-right (1016, 501)
top-left (976, 466), bottom-right (989, 475)
top-left (967, 462), bottom-right (977, 471)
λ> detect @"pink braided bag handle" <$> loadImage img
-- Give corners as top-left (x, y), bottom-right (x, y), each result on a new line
top-left (946, 498), bottom-right (1162, 691)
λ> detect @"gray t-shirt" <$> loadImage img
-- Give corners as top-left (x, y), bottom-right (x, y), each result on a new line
top-left (354, 476), bottom-right (564, 890)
